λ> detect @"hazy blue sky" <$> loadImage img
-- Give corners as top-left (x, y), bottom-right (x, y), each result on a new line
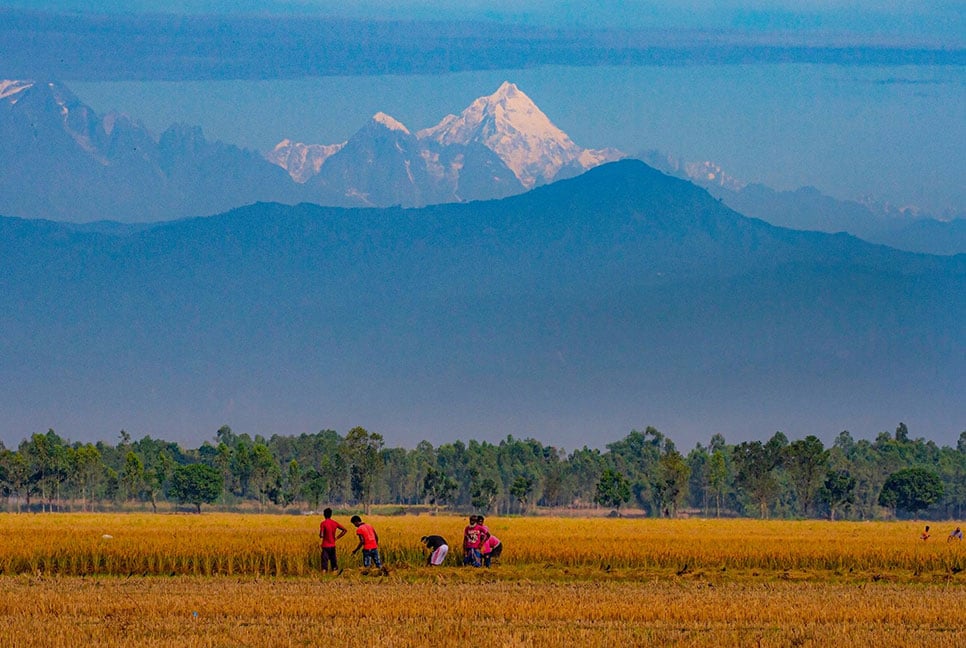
top-left (8, 0), bottom-right (964, 44)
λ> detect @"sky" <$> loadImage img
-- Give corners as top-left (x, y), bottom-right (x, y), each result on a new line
top-left (6, 1), bottom-right (960, 213)
top-left (7, 1), bottom-right (964, 43)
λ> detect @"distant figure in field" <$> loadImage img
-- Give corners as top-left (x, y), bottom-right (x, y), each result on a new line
top-left (318, 508), bottom-right (347, 574)
top-left (949, 527), bottom-right (963, 542)
top-left (475, 515), bottom-right (492, 563)
top-left (351, 515), bottom-right (389, 575)
top-left (481, 531), bottom-right (502, 568)
top-left (463, 515), bottom-right (484, 567)
top-left (920, 525), bottom-right (931, 541)
top-left (420, 534), bottom-right (449, 566)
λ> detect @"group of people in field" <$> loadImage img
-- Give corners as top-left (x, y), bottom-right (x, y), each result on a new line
top-left (318, 508), bottom-right (389, 576)
top-left (317, 509), bottom-right (503, 575)
top-left (419, 514), bottom-right (503, 567)
top-left (920, 525), bottom-right (963, 542)
top-left (458, 514), bottom-right (502, 567)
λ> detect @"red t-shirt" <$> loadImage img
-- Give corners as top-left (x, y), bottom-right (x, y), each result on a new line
top-left (320, 518), bottom-right (346, 548)
top-left (356, 523), bottom-right (378, 550)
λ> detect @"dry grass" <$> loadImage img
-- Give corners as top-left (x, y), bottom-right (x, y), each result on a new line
top-left (0, 575), bottom-right (964, 647)
top-left (0, 514), bottom-right (963, 646)
top-left (1, 514), bottom-right (962, 578)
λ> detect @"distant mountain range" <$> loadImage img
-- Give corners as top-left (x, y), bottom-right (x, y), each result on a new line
top-left (0, 79), bottom-right (619, 221)
top-left (1, 161), bottom-right (962, 447)
top-left (1, 77), bottom-right (962, 255)
top-left (268, 81), bottom-right (623, 204)
top-left (637, 150), bottom-right (966, 256)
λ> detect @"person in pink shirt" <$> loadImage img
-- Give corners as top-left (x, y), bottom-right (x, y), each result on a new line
top-left (476, 515), bottom-right (501, 567)
top-left (318, 508), bottom-right (347, 574)
top-left (481, 532), bottom-right (502, 567)
top-left (462, 515), bottom-right (484, 567)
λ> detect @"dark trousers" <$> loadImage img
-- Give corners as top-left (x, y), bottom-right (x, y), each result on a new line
top-left (483, 542), bottom-right (502, 567)
top-left (321, 546), bottom-right (338, 571)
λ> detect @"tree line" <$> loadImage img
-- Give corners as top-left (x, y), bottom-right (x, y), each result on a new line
top-left (0, 423), bottom-right (962, 520)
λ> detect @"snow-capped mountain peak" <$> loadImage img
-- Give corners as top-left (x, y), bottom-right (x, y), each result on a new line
top-left (0, 79), bottom-right (34, 102)
top-left (266, 82), bottom-right (623, 193)
top-left (417, 81), bottom-right (618, 189)
top-left (372, 112), bottom-right (410, 135)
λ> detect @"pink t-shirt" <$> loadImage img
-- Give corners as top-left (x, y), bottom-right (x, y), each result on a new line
top-left (482, 534), bottom-right (500, 553)
top-left (464, 524), bottom-right (484, 549)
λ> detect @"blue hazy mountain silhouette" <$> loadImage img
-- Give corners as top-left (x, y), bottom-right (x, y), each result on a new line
top-left (1, 160), bottom-right (962, 447)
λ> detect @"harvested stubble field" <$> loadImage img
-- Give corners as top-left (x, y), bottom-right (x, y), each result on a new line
top-left (1, 514), bottom-right (963, 647)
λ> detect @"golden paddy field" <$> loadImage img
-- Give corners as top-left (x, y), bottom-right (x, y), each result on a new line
top-left (1, 514), bottom-right (963, 646)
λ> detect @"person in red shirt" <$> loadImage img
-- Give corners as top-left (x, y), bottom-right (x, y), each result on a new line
top-left (351, 515), bottom-right (389, 575)
top-left (318, 508), bottom-right (347, 573)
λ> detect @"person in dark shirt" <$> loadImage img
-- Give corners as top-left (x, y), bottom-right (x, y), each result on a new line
top-left (421, 534), bottom-right (449, 566)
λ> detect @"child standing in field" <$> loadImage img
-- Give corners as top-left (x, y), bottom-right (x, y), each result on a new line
top-left (920, 525), bottom-right (931, 541)
top-left (319, 507), bottom-right (347, 574)
top-left (351, 515), bottom-right (389, 575)
top-left (463, 515), bottom-right (483, 567)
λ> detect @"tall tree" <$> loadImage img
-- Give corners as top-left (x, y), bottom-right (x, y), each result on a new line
top-left (344, 426), bottom-right (384, 514)
top-left (169, 463), bottom-right (223, 514)
top-left (654, 445), bottom-right (690, 516)
top-left (878, 467), bottom-right (944, 517)
top-left (72, 444), bottom-right (104, 511)
top-left (471, 477), bottom-right (499, 513)
top-left (510, 475), bottom-right (535, 514)
top-left (732, 440), bottom-right (781, 518)
top-left (120, 451), bottom-right (145, 504)
top-left (708, 449), bottom-right (730, 517)
top-left (819, 469), bottom-right (856, 521)
top-left (783, 436), bottom-right (828, 517)
top-left (422, 467), bottom-right (458, 514)
top-left (594, 468), bottom-right (631, 512)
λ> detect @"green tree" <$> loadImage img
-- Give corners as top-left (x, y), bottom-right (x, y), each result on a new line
top-left (302, 469), bottom-right (328, 510)
top-left (169, 463), bottom-right (224, 513)
top-left (878, 467), bottom-right (944, 517)
top-left (654, 446), bottom-right (690, 517)
top-left (0, 449), bottom-right (31, 512)
top-left (732, 440), bottom-right (781, 518)
top-left (422, 467), bottom-right (458, 514)
top-left (510, 475), bottom-right (535, 514)
top-left (819, 469), bottom-right (856, 521)
top-left (120, 451), bottom-right (145, 504)
top-left (783, 436), bottom-right (828, 517)
top-left (344, 426), bottom-right (384, 514)
top-left (471, 477), bottom-right (499, 513)
top-left (72, 444), bottom-right (104, 511)
top-left (21, 430), bottom-right (69, 511)
top-left (708, 449), bottom-right (729, 517)
top-left (594, 468), bottom-right (631, 512)
top-left (249, 443), bottom-right (281, 510)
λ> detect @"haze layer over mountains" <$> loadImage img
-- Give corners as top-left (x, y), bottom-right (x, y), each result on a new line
top-left (1, 161), bottom-right (963, 448)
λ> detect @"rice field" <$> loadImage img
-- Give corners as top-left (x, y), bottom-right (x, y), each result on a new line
top-left (0, 514), bottom-right (963, 646)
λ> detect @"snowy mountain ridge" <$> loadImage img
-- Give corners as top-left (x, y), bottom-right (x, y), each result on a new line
top-left (269, 82), bottom-right (624, 190)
